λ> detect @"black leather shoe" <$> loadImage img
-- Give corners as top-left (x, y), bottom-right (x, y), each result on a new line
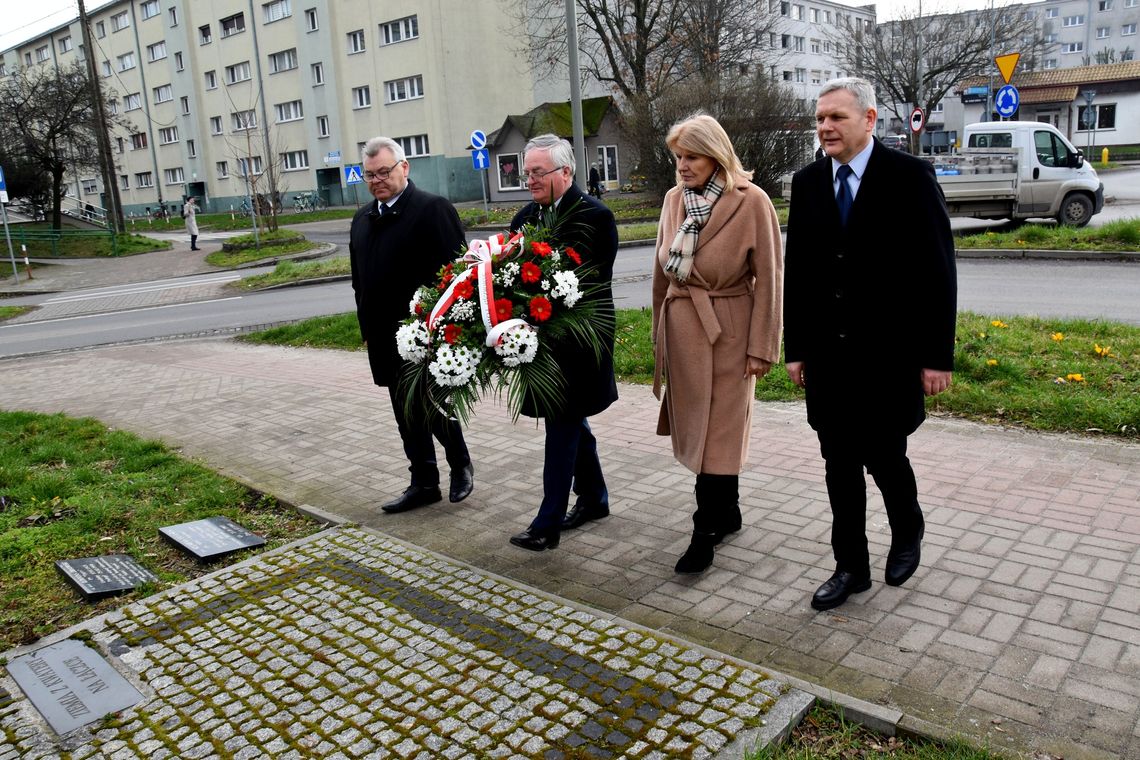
top-left (885, 524), bottom-right (924, 587)
top-left (381, 485), bottom-right (442, 514)
top-left (509, 529), bottom-right (560, 551)
top-left (561, 500), bottom-right (609, 530)
top-left (449, 463), bottom-right (474, 503)
top-left (811, 571), bottom-right (872, 611)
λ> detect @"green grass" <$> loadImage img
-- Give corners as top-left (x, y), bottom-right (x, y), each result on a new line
top-left (205, 238), bottom-right (318, 267)
top-left (619, 223), bottom-right (659, 242)
top-left (0, 410), bottom-right (321, 650)
top-left (957, 218), bottom-right (1140, 251)
top-left (750, 703), bottom-right (999, 759)
top-left (234, 256), bottom-right (351, 290)
top-left (244, 308), bottom-right (1139, 438)
top-left (0, 305), bottom-right (31, 322)
top-left (8, 225), bottom-right (171, 258)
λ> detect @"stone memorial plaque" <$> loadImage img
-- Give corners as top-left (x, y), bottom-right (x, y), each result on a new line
top-left (159, 516), bottom-right (265, 561)
top-left (55, 555), bottom-right (158, 601)
top-left (8, 639), bottom-right (143, 734)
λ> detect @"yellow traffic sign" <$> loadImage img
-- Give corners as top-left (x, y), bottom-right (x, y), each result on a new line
top-left (995, 53), bottom-right (1020, 84)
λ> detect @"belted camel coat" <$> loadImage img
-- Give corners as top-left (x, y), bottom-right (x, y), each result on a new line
top-left (651, 176), bottom-right (783, 475)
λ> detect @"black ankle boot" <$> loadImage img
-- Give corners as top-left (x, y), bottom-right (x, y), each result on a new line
top-left (696, 473), bottom-right (741, 544)
top-left (675, 531), bottom-right (717, 574)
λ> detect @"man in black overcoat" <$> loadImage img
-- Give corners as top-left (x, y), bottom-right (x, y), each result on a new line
top-left (507, 134), bottom-right (619, 551)
top-left (784, 78), bottom-right (957, 611)
top-left (349, 136), bottom-right (474, 513)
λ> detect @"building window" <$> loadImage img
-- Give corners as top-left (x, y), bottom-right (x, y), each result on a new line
top-left (135, 171), bottom-right (154, 188)
top-left (1044, 32), bottom-right (1058, 42)
top-left (210, 116), bottom-right (223, 134)
top-left (385, 75), bottom-right (423, 103)
top-left (269, 48), bottom-right (298, 73)
top-left (153, 84), bottom-right (173, 104)
top-left (169, 6), bottom-right (179, 25)
top-left (497, 152), bottom-right (522, 191)
top-left (793, 4), bottom-right (805, 20)
top-left (380, 15), bottom-right (418, 44)
top-left (795, 68), bottom-right (805, 82)
top-left (124, 93), bottom-right (142, 111)
top-left (352, 85), bottom-right (371, 108)
top-left (311, 62), bottom-right (324, 85)
top-left (348, 29), bottom-right (366, 53)
top-left (101, 60), bottom-right (112, 76)
top-left (58, 36), bottom-right (73, 53)
top-left (116, 137), bottom-right (125, 152)
top-left (281, 150), bottom-right (309, 170)
top-left (225, 61), bottom-right (251, 84)
top-left (396, 134), bottom-right (429, 157)
top-left (1061, 41), bottom-right (1084, 52)
top-left (221, 13), bottom-right (246, 37)
top-left (1097, 103), bottom-right (1116, 128)
top-left (180, 96), bottom-right (190, 114)
top-left (232, 110), bottom-right (257, 131)
top-left (238, 156), bottom-right (263, 176)
top-left (317, 115), bottom-right (329, 137)
top-left (187, 139), bottom-right (196, 157)
top-left (1063, 14), bottom-right (1084, 26)
top-left (1043, 58), bottom-right (1058, 68)
top-left (147, 41), bottom-right (167, 61)
top-left (1127, 0), bottom-right (1138, 7)
top-left (1099, 0), bottom-right (1113, 9)
top-left (274, 99), bottom-right (303, 122)
top-left (1097, 26), bottom-right (1111, 38)
top-left (131, 132), bottom-right (148, 150)
top-left (119, 174), bottom-right (130, 190)
top-left (111, 11), bottom-right (130, 31)
top-left (216, 161), bottom-right (228, 178)
top-left (810, 39), bottom-right (821, 53)
top-left (164, 168), bottom-right (185, 185)
top-left (199, 24), bottom-right (212, 44)
top-left (159, 126), bottom-right (179, 144)
top-left (1124, 23), bottom-right (1137, 35)
top-left (810, 8), bottom-right (820, 22)
top-left (305, 8), bottom-right (318, 30)
top-left (263, 0), bottom-right (292, 23)
top-left (96, 21), bottom-right (106, 37)
top-left (118, 52), bottom-right (136, 71)
top-left (205, 70), bottom-right (217, 88)
top-left (141, 0), bottom-right (160, 19)
top-left (1045, 7), bottom-right (1058, 17)
top-left (81, 178), bottom-right (98, 194)
top-left (24, 53), bottom-right (31, 67)
top-left (793, 36), bottom-right (805, 52)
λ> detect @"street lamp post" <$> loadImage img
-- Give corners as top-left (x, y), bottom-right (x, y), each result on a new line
top-left (1082, 89), bottom-right (1096, 157)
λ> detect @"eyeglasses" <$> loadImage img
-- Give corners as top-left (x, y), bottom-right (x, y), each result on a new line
top-left (363, 161), bottom-right (404, 182)
top-left (521, 166), bottom-right (564, 183)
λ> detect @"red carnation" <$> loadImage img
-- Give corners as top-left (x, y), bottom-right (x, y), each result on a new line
top-left (454, 278), bottom-right (473, 300)
top-left (443, 324), bottom-right (462, 344)
top-left (529, 296), bottom-right (552, 322)
top-left (565, 246), bottom-right (582, 265)
top-left (414, 303), bottom-right (424, 315)
top-left (531, 241), bottom-right (553, 257)
top-left (494, 298), bottom-right (513, 322)
top-left (521, 261), bottom-right (542, 284)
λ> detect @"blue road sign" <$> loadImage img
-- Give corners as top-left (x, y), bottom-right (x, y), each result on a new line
top-left (0, 165), bottom-right (6, 191)
top-left (470, 130), bottom-right (487, 150)
top-left (471, 149), bottom-right (489, 170)
top-left (995, 85), bottom-right (1020, 118)
top-left (344, 164), bottom-right (364, 184)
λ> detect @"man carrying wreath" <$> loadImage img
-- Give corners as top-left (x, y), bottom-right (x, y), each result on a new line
top-left (507, 134), bottom-right (619, 551)
top-left (349, 136), bottom-right (475, 514)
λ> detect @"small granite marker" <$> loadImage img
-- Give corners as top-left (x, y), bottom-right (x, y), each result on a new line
top-left (55, 555), bottom-right (158, 601)
top-left (159, 516), bottom-right (265, 561)
top-left (7, 639), bottom-right (143, 735)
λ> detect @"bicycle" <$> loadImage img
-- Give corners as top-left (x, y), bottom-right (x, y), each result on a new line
top-left (238, 198), bottom-right (254, 217)
top-left (292, 192), bottom-right (328, 213)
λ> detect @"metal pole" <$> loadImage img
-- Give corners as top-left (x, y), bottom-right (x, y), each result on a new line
top-left (2, 202), bottom-right (19, 284)
top-left (564, 0), bottom-right (589, 185)
top-left (481, 168), bottom-right (488, 217)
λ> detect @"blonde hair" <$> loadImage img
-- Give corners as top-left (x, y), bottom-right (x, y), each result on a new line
top-left (665, 112), bottom-right (752, 191)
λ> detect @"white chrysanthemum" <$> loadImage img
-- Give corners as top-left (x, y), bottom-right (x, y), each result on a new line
top-left (493, 324), bottom-right (539, 367)
top-left (550, 270), bottom-right (582, 307)
top-left (449, 298), bottom-right (477, 322)
top-left (495, 262), bottom-right (520, 287)
top-left (395, 321), bottom-right (431, 363)
top-left (549, 251), bottom-right (561, 265)
top-left (428, 343), bottom-right (479, 387)
top-left (408, 287), bottom-right (430, 316)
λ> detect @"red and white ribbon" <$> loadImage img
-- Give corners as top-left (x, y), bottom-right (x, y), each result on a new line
top-left (427, 232), bottom-right (526, 346)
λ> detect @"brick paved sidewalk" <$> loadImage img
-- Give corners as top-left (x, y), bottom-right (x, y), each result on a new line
top-left (2, 339), bottom-right (1138, 759)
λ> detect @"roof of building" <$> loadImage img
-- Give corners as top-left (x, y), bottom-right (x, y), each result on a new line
top-left (487, 96), bottom-right (616, 147)
top-left (959, 61), bottom-right (1140, 91)
top-left (1019, 85), bottom-right (1079, 105)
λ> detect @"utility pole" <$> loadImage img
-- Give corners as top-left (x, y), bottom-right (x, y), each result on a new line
top-left (564, 0), bottom-right (589, 186)
top-left (78, 0), bottom-right (125, 231)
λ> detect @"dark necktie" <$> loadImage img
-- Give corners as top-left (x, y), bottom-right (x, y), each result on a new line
top-left (835, 164), bottom-right (853, 226)
top-left (380, 202), bottom-right (390, 216)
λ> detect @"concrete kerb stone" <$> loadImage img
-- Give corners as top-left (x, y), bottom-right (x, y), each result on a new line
top-left (0, 522), bottom-right (821, 759)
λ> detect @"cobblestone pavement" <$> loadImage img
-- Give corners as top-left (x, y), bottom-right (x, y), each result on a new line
top-left (1, 340), bottom-right (1138, 759)
top-left (1, 527), bottom-right (811, 759)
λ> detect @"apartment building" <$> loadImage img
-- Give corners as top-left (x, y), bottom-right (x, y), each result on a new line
top-left (0, 0), bottom-right (550, 213)
top-left (766, 0), bottom-right (877, 105)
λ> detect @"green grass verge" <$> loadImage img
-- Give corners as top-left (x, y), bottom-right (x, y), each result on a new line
top-left (749, 703), bottom-right (999, 759)
top-left (0, 305), bottom-right (31, 322)
top-left (957, 218), bottom-right (1140, 250)
top-left (205, 239), bottom-right (319, 267)
top-left (619, 223), bottom-right (659, 242)
top-left (8, 226), bottom-right (171, 258)
top-left (243, 308), bottom-right (1139, 438)
top-left (198, 208), bottom-right (356, 231)
top-left (234, 256), bottom-right (351, 290)
top-left (0, 410), bottom-right (321, 650)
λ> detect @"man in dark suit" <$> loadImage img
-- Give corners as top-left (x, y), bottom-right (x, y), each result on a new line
top-left (349, 136), bottom-right (474, 513)
top-left (507, 134), bottom-right (619, 551)
top-left (783, 78), bottom-right (957, 611)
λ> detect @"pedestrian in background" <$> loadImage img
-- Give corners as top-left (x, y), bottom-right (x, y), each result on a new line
top-left (183, 197), bottom-right (200, 251)
top-left (651, 112), bottom-right (783, 575)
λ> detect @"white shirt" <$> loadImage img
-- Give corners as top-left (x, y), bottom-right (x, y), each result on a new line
top-left (831, 139), bottom-right (875, 201)
top-left (377, 189), bottom-right (405, 213)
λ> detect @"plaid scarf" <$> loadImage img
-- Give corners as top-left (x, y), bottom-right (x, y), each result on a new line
top-left (664, 172), bottom-right (725, 283)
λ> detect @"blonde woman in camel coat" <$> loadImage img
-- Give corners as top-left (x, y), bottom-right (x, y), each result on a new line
top-left (651, 113), bottom-right (783, 574)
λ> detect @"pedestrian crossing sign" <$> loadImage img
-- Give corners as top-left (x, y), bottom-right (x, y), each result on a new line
top-left (344, 165), bottom-right (364, 184)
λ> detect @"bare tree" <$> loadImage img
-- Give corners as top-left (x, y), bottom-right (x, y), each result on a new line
top-left (0, 61), bottom-right (106, 229)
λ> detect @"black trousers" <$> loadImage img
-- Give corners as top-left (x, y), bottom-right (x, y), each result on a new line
top-left (527, 417), bottom-right (608, 533)
top-left (816, 427), bottom-right (924, 578)
top-left (387, 384), bottom-right (470, 488)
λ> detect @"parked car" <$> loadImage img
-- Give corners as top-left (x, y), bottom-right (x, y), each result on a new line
top-left (881, 134), bottom-right (909, 150)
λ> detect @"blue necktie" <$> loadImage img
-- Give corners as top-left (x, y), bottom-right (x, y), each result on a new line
top-left (835, 164), bottom-right (853, 226)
